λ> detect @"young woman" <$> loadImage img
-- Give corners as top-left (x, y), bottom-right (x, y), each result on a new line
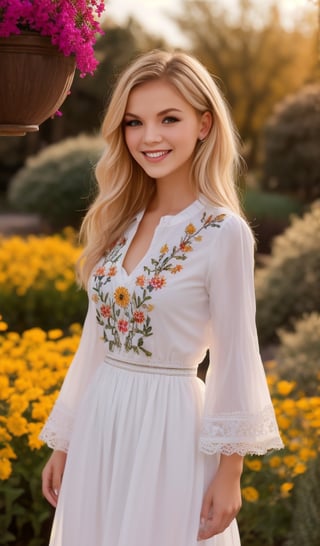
top-left (41, 50), bottom-right (283, 546)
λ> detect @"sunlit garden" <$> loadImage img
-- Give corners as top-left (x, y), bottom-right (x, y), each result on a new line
top-left (1, 0), bottom-right (320, 545)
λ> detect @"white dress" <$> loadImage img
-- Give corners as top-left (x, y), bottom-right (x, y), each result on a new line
top-left (40, 197), bottom-right (283, 546)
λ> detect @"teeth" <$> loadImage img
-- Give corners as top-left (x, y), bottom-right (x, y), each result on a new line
top-left (144, 151), bottom-right (168, 158)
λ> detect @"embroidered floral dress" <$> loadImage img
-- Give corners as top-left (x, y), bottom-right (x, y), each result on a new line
top-left (40, 198), bottom-right (283, 546)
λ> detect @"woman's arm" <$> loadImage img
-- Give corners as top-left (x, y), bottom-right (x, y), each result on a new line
top-left (198, 454), bottom-right (243, 540)
top-left (42, 450), bottom-right (67, 507)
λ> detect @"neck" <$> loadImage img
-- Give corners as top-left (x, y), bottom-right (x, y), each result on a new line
top-left (147, 178), bottom-right (197, 216)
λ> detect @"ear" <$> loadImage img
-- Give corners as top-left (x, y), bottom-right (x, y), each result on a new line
top-left (198, 111), bottom-right (212, 140)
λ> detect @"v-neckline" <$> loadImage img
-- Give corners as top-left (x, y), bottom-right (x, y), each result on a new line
top-left (120, 199), bottom-right (203, 278)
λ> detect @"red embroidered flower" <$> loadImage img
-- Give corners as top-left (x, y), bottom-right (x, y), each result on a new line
top-left (95, 266), bottom-right (106, 276)
top-left (118, 319), bottom-right (129, 333)
top-left (149, 275), bottom-right (166, 289)
top-left (100, 305), bottom-right (111, 318)
top-left (107, 266), bottom-right (117, 276)
top-left (133, 310), bottom-right (145, 323)
top-left (179, 242), bottom-right (193, 252)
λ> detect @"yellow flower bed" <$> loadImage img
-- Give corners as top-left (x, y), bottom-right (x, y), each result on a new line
top-left (0, 327), bottom-right (319, 489)
top-left (0, 230), bottom-right (86, 331)
top-left (0, 228), bottom-right (80, 296)
top-left (0, 322), bottom-right (81, 480)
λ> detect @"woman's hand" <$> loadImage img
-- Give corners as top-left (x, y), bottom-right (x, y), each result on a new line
top-left (42, 450), bottom-right (67, 507)
top-left (197, 454), bottom-right (243, 541)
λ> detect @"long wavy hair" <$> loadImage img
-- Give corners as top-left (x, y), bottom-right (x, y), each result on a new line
top-left (77, 50), bottom-right (243, 286)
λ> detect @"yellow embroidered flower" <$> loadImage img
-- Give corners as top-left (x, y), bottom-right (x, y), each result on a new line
top-left (160, 244), bottom-right (169, 254)
top-left (185, 223), bottom-right (196, 234)
top-left (242, 486), bottom-right (259, 502)
top-left (91, 293), bottom-right (99, 303)
top-left (170, 265), bottom-right (183, 274)
top-left (194, 235), bottom-right (202, 242)
top-left (135, 275), bottom-right (146, 287)
top-left (114, 286), bottom-right (130, 307)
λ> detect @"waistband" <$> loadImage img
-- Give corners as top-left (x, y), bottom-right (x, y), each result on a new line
top-left (104, 355), bottom-right (197, 377)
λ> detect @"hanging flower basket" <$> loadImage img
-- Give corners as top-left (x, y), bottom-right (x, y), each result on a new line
top-left (0, 32), bottom-right (76, 136)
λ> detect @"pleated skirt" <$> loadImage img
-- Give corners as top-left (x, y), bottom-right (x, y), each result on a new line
top-left (48, 359), bottom-right (241, 546)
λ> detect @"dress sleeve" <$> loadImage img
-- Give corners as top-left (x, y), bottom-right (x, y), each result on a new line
top-left (39, 296), bottom-right (104, 452)
top-left (200, 214), bottom-right (283, 456)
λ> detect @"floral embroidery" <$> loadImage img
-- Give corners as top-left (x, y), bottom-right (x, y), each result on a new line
top-left (114, 286), bottom-right (130, 308)
top-left (92, 212), bottom-right (226, 356)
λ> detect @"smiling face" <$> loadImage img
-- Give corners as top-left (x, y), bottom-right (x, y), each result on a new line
top-left (123, 79), bottom-right (211, 185)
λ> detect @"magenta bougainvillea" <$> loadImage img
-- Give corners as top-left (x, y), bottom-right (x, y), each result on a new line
top-left (0, 0), bottom-right (105, 76)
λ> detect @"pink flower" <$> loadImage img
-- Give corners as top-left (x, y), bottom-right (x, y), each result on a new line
top-left (100, 305), bottom-right (111, 319)
top-left (133, 311), bottom-right (145, 323)
top-left (118, 319), bottom-right (128, 333)
top-left (149, 276), bottom-right (166, 290)
top-left (0, 0), bottom-right (105, 76)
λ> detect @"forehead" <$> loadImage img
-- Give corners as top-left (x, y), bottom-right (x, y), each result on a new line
top-left (125, 79), bottom-right (193, 114)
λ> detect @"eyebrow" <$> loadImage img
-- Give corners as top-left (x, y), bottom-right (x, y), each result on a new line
top-left (124, 108), bottom-right (183, 118)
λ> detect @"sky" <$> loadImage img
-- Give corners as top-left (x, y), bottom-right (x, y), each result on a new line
top-left (104, 0), bottom-right (316, 45)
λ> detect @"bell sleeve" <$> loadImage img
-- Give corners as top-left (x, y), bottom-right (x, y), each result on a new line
top-left (39, 296), bottom-right (104, 452)
top-left (200, 213), bottom-right (283, 456)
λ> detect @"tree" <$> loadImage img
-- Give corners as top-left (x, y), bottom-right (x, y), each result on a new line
top-left (172, 0), bottom-right (318, 167)
top-left (262, 83), bottom-right (320, 202)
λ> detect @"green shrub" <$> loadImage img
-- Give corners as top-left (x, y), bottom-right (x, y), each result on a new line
top-left (255, 201), bottom-right (320, 344)
top-left (8, 134), bottom-right (103, 230)
top-left (262, 83), bottom-right (320, 203)
top-left (276, 313), bottom-right (320, 396)
top-left (285, 454), bottom-right (320, 546)
top-left (243, 187), bottom-right (302, 253)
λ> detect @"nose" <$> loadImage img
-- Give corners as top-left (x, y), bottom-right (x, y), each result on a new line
top-left (143, 123), bottom-right (162, 144)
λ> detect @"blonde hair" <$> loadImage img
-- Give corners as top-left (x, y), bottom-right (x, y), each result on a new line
top-left (77, 50), bottom-right (243, 286)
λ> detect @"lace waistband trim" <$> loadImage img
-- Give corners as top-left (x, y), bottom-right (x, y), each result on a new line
top-left (104, 355), bottom-right (197, 376)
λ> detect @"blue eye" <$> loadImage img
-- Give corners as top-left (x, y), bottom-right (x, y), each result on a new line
top-left (124, 119), bottom-right (142, 127)
top-left (163, 116), bottom-right (179, 124)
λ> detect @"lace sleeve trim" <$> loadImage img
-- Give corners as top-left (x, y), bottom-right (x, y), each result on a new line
top-left (39, 403), bottom-right (74, 453)
top-left (199, 404), bottom-right (284, 456)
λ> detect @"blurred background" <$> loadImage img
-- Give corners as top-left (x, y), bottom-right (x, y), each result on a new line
top-left (0, 1), bottom-right (319, 545)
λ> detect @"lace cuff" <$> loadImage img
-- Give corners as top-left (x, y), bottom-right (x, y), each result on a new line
top-left (199, 405), bottom-right (284, 456)
top-left (39, 403), bottom-right (74, 453)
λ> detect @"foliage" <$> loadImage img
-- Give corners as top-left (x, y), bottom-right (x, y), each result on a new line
top-left (0, 324), bottom-right (81, 544)
top-left (276, 313), bottom-right (320, 396)
top-left (0, 321), bottom-right (319, 545)
top-left (8, 134), bottom-right (103, 230)
top-left (238, 362), bottom-right (319, 546)
top-left (174, 0), bottom-right (318, 166)
top-left (262, 83), bottom-right (320, 202)
top-left (285, 453), bottom-right (320, 546)
top-left (0, 229), bottom-right (87, 331)
top-left (0, 0), bottom-right (105, 76)
top-left (255, 201), bottom-right (320, 344)
top-left (243, 187), bottom-right (302, 253)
